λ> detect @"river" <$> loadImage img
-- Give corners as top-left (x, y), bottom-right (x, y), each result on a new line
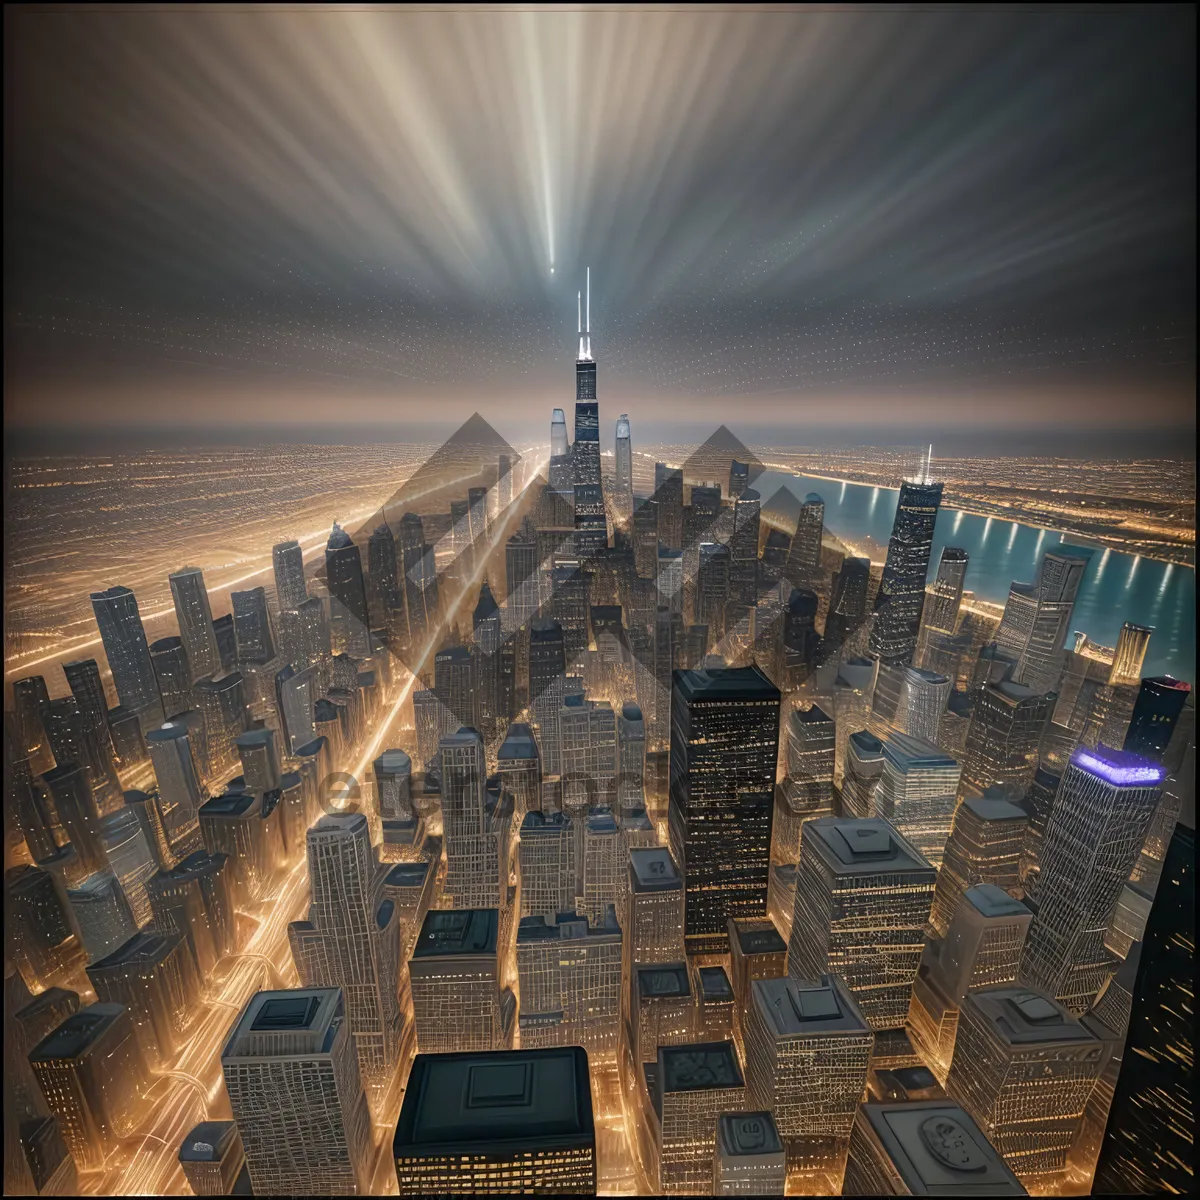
top-left (757, 470), bottom-right (1195, 684)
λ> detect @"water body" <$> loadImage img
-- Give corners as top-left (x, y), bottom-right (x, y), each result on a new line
top-left (757, 470), bottom-right (1195, 684)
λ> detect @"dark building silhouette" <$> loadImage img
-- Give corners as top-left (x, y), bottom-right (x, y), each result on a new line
top-left (870, 478), bottom-right (944, 667)
top-left (325, 522), bottom-right (371, 659)
top-left (668, 666), bottom-right (781, 955)
top-left (1123, 676), bottom-right (1191, 763)
top-left (1092, 819), bottom-right (1194, 1195)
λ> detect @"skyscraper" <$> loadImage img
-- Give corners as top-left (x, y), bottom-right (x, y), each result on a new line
top-left (773, 705), bottom-right (835, 868)
top-left (655, 1041), bottom-right (746, 1194)
top-left (551, 406), bottom-right (569, 458)
top-left (194, 672), bottom-right (249, 780)
top-left (91, 585), bottom-right (160, 718)
top-left (1122, 675), bottom-right (1191, 762)
top-left (996, 547), bottom-right (1093, 694)
top-left (869, 474), bottom-right (944, 667)
top-left (6, 865), bottom-right (86, 990)
top-left (393, 1046), bottom-right (596, 1195)
top-left (178, 1121), bottom-right (247, 1197)
top-left (86, 929), bottom-right (202, 1067)
top-left (12, 675), bottom-right (53, 775)
top-left (873, 733), bottom-right (962, 868)
top-left (1019, 744), bottom-right (1164, 1012)
top-left (960, 680), bottom-right (1054, 800)
top-left (97, 805), bottom-right (157, 928)
top-left (40, 761), bottom-right (107, 875)
top-left (841, 729), bottom-right (886, 819)
top-left (729, 487), bottom-right (761, 607)
top-left (714, 1111), bottom-right (787, 1196)
top-left (169, 567), bottom-right (221, 682)
top-left (230, 586), bottom-right (275, 664)
top-left (889, 667), bottom-right (953, 746)
top-left (287, 814), bottom-right (403, 1100)
top-left (150, 636), bottom-right (192, 718)
top-left (668, 666), bottom-right (781, 955)
top-left (907, 884), bottom-right (1033, 1082)
top-left (788, 818), bottom-right (936, 1032)
top-left (946, 986), bottom-right (1103, 1186)
top-left (743, 974), bottom-right (874, 1172)
top-left (615, 413), bottom-right (633, 497)
top-left (783, 493), bottom-right (824, 591)
top-left (919, 546), bottom-right (969, 642)
top-left (28, 1003), bottom-right (147, 1172)
top-left (842, 1100), bottom-right (1025, 1196)
top-left (655, 465), bottom-right (685, 553)
top-left (529, 618), bottom-right (567, 774)
top-left (408, 908), bottom-right (513, 1054)
top-left (272, 539), bottom-right (308, 610)
top-left (928, 796), bottom-right (1027, 936)
top-left (67, 870), bottom-right (139, 963)
top-left (222, 987), bottom-right (372, 1195)
top-left (145, 723), bottom-right (205, 855)
top-left (517, 910), bottom-right (623, 1054)
top-left (616, 702), bottom-right (646, 818)
top-left (325, 522), bottom-right (371, 658)
top-left (1092, 820), bottom-right (1193, 1195)
top-left (1107, 621), bottom-right (1152, 687)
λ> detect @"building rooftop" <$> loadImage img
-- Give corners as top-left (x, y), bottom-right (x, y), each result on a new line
top-left (385, 861), bottom-right (431, 889)
top-left (698, 965), bottom-right (734, 1002)
top-left (857, 1100), bottom-right (1026, 1194)
top-left (968, 987), bottom-right (1100, 1047)
top-left (629, 846), bottom-right (681, 891)
top-left (883, 732), bottom-right (959, 771)
top-left (751, 975), bottom-right (871, 1037)
top-left (717, 1111), bottom-right (783, 1158)
top-left (412, 908), bottom-right (498, 959)
top-left (849, 730), bottom-right (885, 759)
top-left (994, 679), bottom-right (1038, 703)
top-left (497, 724), bottom-right (538, 761)
top-left (637, 963), bottom-right (691, 1000)
top-left (730, 918), bottom-right (788, 957)
top-left (394, 1047), bottom-right (594, 1158)
top-left (964, 884), bottom-right (1029, 919)
top-left (621, 702), bottom-right (643, 724)
top-left (795, 703), bottom-right (833, 725)
top-left (659, 1041), bottom-right (744, 1093)
top-left (223, 988), bottom-right (343, 1059)
top-left (586, 807), bottom-right (619, 834)
top-left (374, 748), bottom-right (412, 773)
top-left (1071, 743), bottom-right (1165, 787)
top-left (179, 1121), bottom-right (239, 1163)
top-left (672, 665), bottom-right (780, 704)
top-left (199, 792), bottom-right (257, 818)
top-left (29, 1003), bottom-right (125, 1062)
top-left (517, 912), bottom-right (620, 942)
top-left (961, 796), bottom-right (1028, 824)
top-left (521, 810), bottom-right (572, 834)
top-left (88, 929), bottom-right (179, 970)
top-left (807, 817), bottom-right (934, 877)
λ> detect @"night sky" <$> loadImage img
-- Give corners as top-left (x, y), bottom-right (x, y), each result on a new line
top-left (5, 5), bottom-right (1195, 450)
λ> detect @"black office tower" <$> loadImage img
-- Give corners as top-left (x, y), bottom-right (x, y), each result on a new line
top-left (869, 478), bottom-right (944, 667)
top-left (1123, 676), bottom-right (1192, 763)
top-left (1092, 819), bottom-right (1193, 1194)
top-left (325, 522), bottom-right (371, 658)
top-left (668, 666), bottom-right (781, 956)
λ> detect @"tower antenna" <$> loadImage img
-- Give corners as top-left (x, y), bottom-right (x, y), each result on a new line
top-left (586, 267), bottom-right (591, 358)
top-left (577, 291), bottom-right (585, 360)
top-left (926, 443), bottom-right (933, 483)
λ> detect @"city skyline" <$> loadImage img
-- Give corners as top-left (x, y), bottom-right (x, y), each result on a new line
top-left (3, 5), bottom-right (1194, 1198)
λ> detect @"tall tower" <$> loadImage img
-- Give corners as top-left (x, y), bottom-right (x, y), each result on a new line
top-left (272, 540), bottom-right (308, 611)
top-left (287, 814), bottom-right (403, 1101)
top-left (222, 988), bottom-right (373, 1195)
top-left (91, 586), bottom-right (160, 719)
top-left (869, 463), bottom-right (944, 667)
top-left (573, 271), bottom-right (599, 483)
top-left (324, 523), bottom-right (371, 659)
top-left (169, 567), bottom-right (221, 682)
top-left (1020, 744), bottom-right (1164, 1012)
top-left (615, 413), bottom-right (632, 496)
top-left (668, 666), bottom-right (781, 955)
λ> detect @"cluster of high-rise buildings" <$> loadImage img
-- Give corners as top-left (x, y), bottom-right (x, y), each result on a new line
top-left (3, 272), bottom-right (1192, 1196)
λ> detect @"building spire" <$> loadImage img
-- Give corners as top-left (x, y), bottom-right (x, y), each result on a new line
top-left (578, 290), bottom-right (585, 360)
top-left (926, 443), bottom-right (933, 484)
top-left (585, 267), bottom-right (591, 359)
